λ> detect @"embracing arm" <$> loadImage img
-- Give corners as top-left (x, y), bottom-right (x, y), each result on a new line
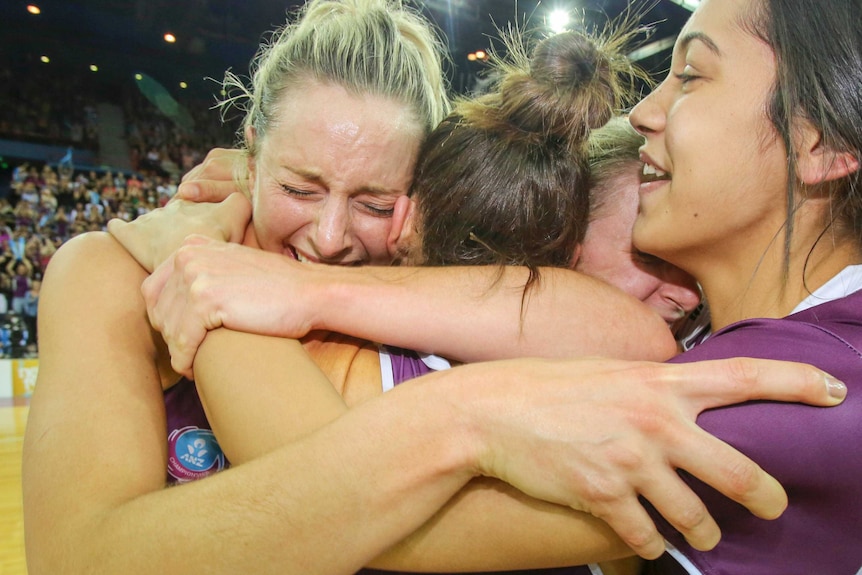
top-left (187, 321), bottom-right (848, 566)
top-left (192, 329), bottom-right (637, 569)
top-left (21, 233), bottom-right (472, 575)
top-left (143, 239), bottom-right (676, 378)
top-left (306, 263), bottom-right (676, 362)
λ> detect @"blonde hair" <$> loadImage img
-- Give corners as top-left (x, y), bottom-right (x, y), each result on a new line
top-left (221, 0), bottom-right (450, 160)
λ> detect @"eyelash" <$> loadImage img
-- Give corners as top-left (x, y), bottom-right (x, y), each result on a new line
top-left (281, 185), bottom-right (314, 197)
top-left (281, 185), bottom-right (394, 217)
top-left (361, 203), bottom-right (394, 217)
top-left (674, 71), bottom-right (700, 84)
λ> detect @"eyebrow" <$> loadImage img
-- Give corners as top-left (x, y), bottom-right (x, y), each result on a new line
top-left (281, 163), bottom-right (402, 196)
top-left (678, 31), bottom-right (722, 57)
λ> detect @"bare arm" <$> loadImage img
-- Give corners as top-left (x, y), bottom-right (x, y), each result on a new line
top-left (193, 329), bottom-right (637, 569)
top-left (187, 323), bottom-right (848, 563)
top-left (143, 238), bottom-right (676, 378)
top-left (21, 233), bottom-right (474, 575)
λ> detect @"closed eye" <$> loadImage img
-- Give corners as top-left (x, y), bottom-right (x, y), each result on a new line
top-left (359, 202), bottom-right (395, 217)
top-left (674, 71), bottom-right (701, 85)
top-left (280, 184), bottom-right (315, 198)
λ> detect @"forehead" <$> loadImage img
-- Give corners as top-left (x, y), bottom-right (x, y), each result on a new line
top-left (259, 82), bottom-right (423, 193)
top-left (677, 0), bottom-right (754, 51)
top-left (673, 0), bottom-right (776, 85)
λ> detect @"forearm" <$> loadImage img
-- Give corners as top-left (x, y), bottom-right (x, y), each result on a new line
top-left (29, 387), bottom-right (476, 575)
top-left (193, 328), bottom-right (348, 462)
top-left (371, 477), bottom-right (633, 571)
top-left (303, 264), bottom-right (676, 362)
top-left (193, 330), bottom-right (632, 571)
top-left (24, 234), bottom-right (476, 575)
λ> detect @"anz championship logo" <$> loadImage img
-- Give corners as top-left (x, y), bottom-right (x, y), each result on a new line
top-left (167, 426), bottom-right (227, 483)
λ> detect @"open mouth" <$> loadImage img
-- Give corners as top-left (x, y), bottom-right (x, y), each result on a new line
top-left (641, 162), bottom-right (671, 184)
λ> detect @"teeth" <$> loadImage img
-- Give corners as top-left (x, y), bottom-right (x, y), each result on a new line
top-left (642, 163), bottom-right (668, 178)
top-left (295, 251), bottom-right (308, 263)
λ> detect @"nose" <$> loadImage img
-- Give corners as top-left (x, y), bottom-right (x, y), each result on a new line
top-left (311, 197), bottom-right (353, 261)
top-left (629, 79), bottom-right (669, 137)
top-left (657, 263), bottom-right (702, 316)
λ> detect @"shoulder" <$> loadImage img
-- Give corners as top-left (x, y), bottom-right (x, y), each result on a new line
top-left (43, 232), bottom-right (149, 296)
top-left (672, 291), bottom-right (862, 368)
top-left (40, 231), bottom-right (165, 367)
top-left (655, 295), bottom-right (862, 571)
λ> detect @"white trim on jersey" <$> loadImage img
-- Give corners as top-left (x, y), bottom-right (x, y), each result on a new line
top-left (792, 264), bottom-right (862, 314)
top-left (378, 345), bottom-right (396, 393)
top-left (664, 541), bottom-right (704, 575)
top-left (586, 563), bottom-right (604, 575)
top-left (418, 352), bottom-right (451, 371)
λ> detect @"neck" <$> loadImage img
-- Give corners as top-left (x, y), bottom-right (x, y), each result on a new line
top-left (695, 217), bottom-right (862, 331)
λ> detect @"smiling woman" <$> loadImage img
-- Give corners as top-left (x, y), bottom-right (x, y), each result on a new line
top-left (21, 0), bottom-right (859, 574)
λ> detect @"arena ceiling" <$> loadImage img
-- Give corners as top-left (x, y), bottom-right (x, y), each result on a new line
top-left (4, 0), bottom-right (694, 97)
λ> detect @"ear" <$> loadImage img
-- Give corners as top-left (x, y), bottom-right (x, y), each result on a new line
top-left (795, 121), bottom-right (859, 185)
top-left (568, 243), bottom-right (583, 269)
top-left (387, 195), bottom-right (416, 259)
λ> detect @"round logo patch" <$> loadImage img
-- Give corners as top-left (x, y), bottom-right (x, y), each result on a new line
top-left (167, 426), bottom-right (226, 483)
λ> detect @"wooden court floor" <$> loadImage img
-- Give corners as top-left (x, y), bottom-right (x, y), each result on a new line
top-left (0, 399), bottom-right (28, 575)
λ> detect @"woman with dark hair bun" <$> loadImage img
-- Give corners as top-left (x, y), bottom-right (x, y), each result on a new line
top-left (104, 27), bottom-right (697, 575)
top-left (23, 0), bottom-right (854, 573)
top-left (134, 0), bottom-right (862, 571)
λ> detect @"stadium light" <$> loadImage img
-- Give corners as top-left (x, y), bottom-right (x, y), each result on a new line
top-left (548, 9), bottom-right (571, 34)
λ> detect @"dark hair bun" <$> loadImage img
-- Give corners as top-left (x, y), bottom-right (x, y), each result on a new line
top-left (497, 31), bottom-right (622, 148)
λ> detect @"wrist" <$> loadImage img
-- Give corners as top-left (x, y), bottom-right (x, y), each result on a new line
top-left (393, 366), bottom-right (488, 480)
top-left (308, 265), bottom-right (391, 335)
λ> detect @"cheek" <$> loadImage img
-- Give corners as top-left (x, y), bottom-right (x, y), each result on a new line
top-left (254, 197), bottom-right (309, 247)
top-left (617, 265), bottom-right (663, 302)
top-left (358, 219), bottom-right (396, 265)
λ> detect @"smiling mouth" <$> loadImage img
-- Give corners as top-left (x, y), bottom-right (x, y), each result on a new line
top-left (641, 163), bottom-right (671, 184)
top-left (289, 246), bottom-right (362, 266)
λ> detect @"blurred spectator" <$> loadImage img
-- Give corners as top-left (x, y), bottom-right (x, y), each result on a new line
top-left (0, 60), bottom-right (239, 356)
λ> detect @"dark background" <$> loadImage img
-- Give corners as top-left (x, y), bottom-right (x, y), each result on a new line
top-left (3, 0), bottom-right (694, 98)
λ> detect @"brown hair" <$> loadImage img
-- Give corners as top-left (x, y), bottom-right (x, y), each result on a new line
top-left (743, 0), bottom-right (862, 278)
top-left (409, 27), bottom-right (643, 291)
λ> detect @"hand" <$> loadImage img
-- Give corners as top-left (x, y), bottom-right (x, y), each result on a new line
top-left (142, 236), bottom-right (318, 378)
top-left (107, 193), bottom-right (252, 272)
top-left (457, 356), bottom-right (846, 559)
top-left (176, 148), bottom-right (246, 202)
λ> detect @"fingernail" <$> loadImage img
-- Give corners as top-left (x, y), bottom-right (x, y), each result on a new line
top-left (826, 376), bottom-right (847, 399)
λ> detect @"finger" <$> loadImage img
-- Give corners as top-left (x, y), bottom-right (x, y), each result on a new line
top-left (666, 358), bottom-right (846, 412)
top-left (105, 218), bottom-right (126, 235)
top-left (591, 498), bottom-right (668, 560)
top-left (638, 468), bottom-right (721, 551)
top-left (165, 303), bottom-right (207, 381)
top-left (668, 425), bottom-right (787, 520)
top-left (141, 256), bottom-right (174, 312)
top-left (176, 180), bottom-right (238, 203)
top-left (171, 342), bottom-right (196, 381)
top-left (214, 193), bottom-right (253, 244)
